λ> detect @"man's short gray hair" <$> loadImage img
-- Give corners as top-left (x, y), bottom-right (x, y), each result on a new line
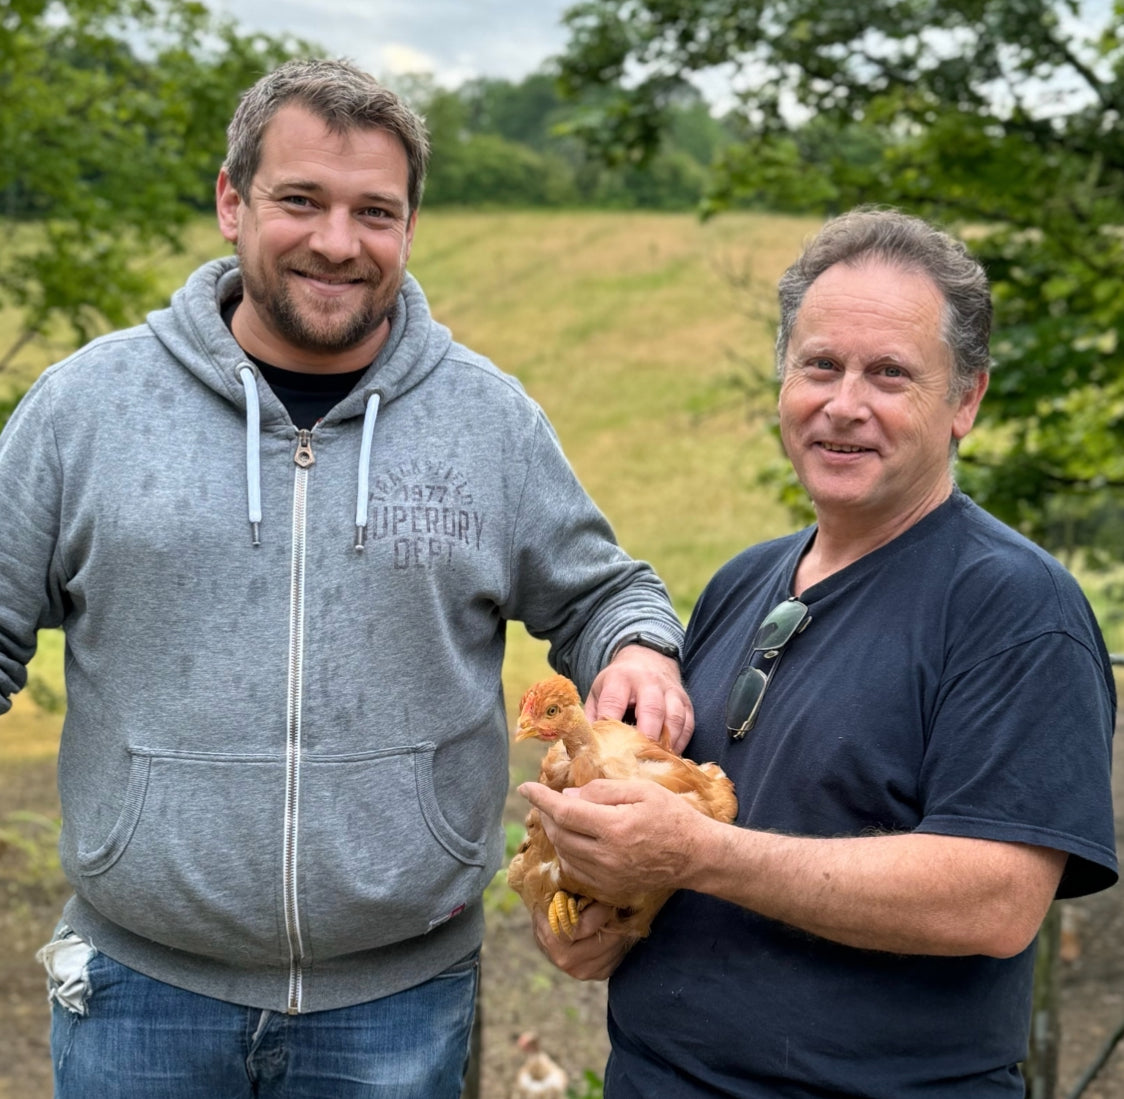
top-left (224, 58), bottom-right (430, 214)
top-left (775, 208), bottom-right (992, 398)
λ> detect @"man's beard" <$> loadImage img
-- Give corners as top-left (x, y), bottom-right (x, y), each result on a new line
top-left (238, 245), bottom-right (402, 356)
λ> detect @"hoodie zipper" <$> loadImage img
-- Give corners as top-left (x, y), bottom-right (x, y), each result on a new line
top-left (284, 428), bottom-right (315, 1012)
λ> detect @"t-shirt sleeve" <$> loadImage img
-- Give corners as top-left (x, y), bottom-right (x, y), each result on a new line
top-left (917, 629), bottom-right (1117, 898)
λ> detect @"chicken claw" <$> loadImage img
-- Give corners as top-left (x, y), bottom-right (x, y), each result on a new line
top-left (548, 890), bottom-right (592, 938)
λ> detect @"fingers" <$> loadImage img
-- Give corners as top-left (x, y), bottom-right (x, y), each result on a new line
top-left (531, 905), bottom-right (634, 981)
top-left (518, 780), bottom-right (643, 839)
top-left (634, 680), bottom-right (693, 751)
top-left (586, 647), bottom-right (695, 749)
top-left (518, 783), bottom-right (599, 856)
top-left (519, 780), bottom-right (661, 866)
top-left (520, 778), bottom-right (654, 811)
top-left (584, 671), bottom-right (628, 723)
top-left (519, 780), bottom-right (674, 895)
top-left (521, 778), bottom-right (700, 899)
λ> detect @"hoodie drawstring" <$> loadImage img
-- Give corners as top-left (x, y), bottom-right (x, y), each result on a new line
top-left (238, 365), bottom-right (263, 547)
top-left (237, 368), bottom-right (379, 552)
top-left (354, 391), bottom-right (381, 552)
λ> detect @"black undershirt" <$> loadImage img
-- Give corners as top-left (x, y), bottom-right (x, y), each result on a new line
top-left (222, 299), bottom-right (369, 430)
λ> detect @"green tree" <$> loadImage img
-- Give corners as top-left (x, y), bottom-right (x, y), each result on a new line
top-left (426, 131), bottom-right (579, 207)
top-left (0, 0), bottom-right (308, 375)
top-left (395, 68), bottom-right (720, 212)
top-left (393, 77), bottom-right (579, 207)
top-left (458, 72), bottom-right (570, 150)
top-left (557, 0), bottom-right (1124, 564)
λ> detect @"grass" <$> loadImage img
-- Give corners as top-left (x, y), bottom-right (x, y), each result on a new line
top-left (411, 209), bottom-right (810, 606)
top-left (407, 209), bottom-right (819, 700)
top-left (0, 631), bottom-right (65, 767)
top-left (1, 208), bottom-right (1120, 752)
top-left (1, 209), bottom-right (818, 732)
top-left (0, 209), bottom-right (1121, 1099)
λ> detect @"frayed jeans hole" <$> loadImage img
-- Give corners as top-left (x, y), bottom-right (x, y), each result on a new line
top-left (37, 928), bottom-right (96, 1016)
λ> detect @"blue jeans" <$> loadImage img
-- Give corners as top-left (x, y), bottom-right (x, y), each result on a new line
top-left (48, 946), bottom-right (478, 1098)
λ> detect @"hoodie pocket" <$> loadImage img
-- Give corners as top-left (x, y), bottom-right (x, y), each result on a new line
top-left (74, 748), bottom-right (288, 964)
top-left (72, 744), bottom-right (496, 967)
top-left (296, 743), bottom-right (493, 960)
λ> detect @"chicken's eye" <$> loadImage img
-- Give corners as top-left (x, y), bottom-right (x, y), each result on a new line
top-left (545, 705), bottom-right (560, 717)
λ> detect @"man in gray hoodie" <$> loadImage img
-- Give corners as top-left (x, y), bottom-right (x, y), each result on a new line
top-left (0, 58), bottom-right (690, 1098)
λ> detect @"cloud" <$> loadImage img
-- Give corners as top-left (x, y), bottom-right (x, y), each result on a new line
top-left (379, 43), bottom-right (441, 76)
top-left (212, 0), bottom-right (572, 85)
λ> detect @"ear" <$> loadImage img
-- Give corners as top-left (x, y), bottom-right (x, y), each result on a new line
top-left (216, 168), bottom-right (242, 245)
top-left (952, 371), bottom-right (989, 441)
top-left (402, 208), bottom-right (418, 263)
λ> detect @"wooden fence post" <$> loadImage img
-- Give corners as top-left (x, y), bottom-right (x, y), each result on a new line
top-left (1026, 902), bottom-right (1062, 1099)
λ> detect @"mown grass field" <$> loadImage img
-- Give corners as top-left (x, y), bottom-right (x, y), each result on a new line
top-left (2, 208), bottom-right (825, 716)
top-left (1, 210), bottom-right (1123, 1098)
top-left (4, 208), bottom-right (1121, 702)
top-left (0, 207), bottom-right (822, 1098)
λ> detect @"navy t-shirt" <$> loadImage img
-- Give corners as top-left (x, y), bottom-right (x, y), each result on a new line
top-left (606, 492), bottom-right (1117, 1098)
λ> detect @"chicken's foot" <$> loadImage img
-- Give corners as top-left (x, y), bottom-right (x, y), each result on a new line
top-left (548, 890), bottom-right (593, 938)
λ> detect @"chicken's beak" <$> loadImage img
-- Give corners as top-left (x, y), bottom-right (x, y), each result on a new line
top-left (514, 720), bottom-right (538, 742)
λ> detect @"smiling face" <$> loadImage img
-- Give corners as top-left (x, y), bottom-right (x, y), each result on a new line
top-left (778, 258), bottom-right (988, 537)
top-left (216, 103), bottom-right (417, 372)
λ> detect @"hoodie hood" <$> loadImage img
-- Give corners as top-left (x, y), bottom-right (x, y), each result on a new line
top-left (147, 256), bottom-right (455, 424)
top-left (146, 256), bottom-right (456, 548)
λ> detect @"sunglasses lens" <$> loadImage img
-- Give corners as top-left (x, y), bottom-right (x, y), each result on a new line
top-left (728, 600), bottom-right (810, 740)
top-left (726, 666), bottom-right (767, 737)
top-left (752, 599), bottom-right (809, 651)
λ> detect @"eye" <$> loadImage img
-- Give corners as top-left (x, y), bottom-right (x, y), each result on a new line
top-left (806, 357), bottom-right (837, 373)
top-left (545, 705), bottom-right (560, 717)
top-left (872, 362), bottom-right (911, 384)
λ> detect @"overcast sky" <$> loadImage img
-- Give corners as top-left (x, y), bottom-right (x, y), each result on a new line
top-left (212, 0), bottom-right (576, 87)
top-left (208, 1), bottom-right (1114, 114)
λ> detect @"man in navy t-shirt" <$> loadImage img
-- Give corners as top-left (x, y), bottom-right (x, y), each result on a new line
top-left (520, 208), bottom-right (1117, 1098)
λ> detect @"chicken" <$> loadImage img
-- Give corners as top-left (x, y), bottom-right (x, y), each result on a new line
top-left (511, 1031), bottom-right (568, 1099)
top-left (507, 673), bottom-right (737, 939)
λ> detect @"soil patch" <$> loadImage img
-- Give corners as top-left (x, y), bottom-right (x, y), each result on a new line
top-left (1, 731), bottom-right (1121, 1099)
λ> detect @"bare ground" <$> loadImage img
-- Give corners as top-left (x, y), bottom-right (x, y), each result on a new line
top-left (1, 730), bottom-right (1121, 1099)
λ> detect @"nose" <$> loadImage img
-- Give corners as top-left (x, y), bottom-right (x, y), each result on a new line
top-left (308, 208), bottom-right (361, 265)
top-left (823, 370), bottom-right (870, 423)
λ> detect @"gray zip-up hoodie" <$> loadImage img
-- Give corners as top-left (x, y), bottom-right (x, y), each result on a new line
top-left (0, 256), bottom-right (684, 1013)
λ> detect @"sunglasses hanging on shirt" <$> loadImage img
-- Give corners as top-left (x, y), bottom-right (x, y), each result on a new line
top-left (725, 597), bottom-right (811, 740)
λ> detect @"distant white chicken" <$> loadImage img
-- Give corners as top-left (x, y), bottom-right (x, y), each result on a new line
top-left (511, 1031), bottom-right (568, 1099)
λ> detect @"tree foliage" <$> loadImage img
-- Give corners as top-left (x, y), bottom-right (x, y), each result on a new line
top-left (557, 0), bottom-right (1124, 564)
top-left (0, 0), bottom-right (307, 371)
top-left (395, 69), bottom-right (724, 211)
